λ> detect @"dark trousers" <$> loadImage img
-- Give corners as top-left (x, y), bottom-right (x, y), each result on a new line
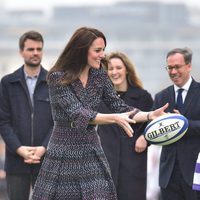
top-left (6, 174), bottom-right (37, 200)
top-left (161, 162), bottom-right (200, 200)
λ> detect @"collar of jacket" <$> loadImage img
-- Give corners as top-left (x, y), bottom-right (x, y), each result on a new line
top-left (124, 84), bottom-right (143, 99)
top-left (7, 65), bottom-right (47, 84)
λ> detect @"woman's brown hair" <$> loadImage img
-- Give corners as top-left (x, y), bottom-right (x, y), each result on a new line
top-left (104, 51), bottom-right (143, 89)
top-left (48, 27), bottom-right (106, 85)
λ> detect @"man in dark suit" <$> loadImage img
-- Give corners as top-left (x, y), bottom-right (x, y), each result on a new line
top-left (153, 47), bottom-right (200, 200)
top-left (0, 31), bottom-right (53, 200)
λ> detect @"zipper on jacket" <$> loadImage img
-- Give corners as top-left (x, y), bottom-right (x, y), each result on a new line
top-left (31, 112), bottom-right (34, 146)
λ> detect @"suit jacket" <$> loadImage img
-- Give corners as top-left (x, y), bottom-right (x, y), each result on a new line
top-left (153, 79), bottom-right (200, 188)
top-left (0, 66), bottom-right (54, 175)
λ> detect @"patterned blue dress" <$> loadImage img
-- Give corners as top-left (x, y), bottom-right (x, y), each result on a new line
top-left (32, 67), bottom-right (138, 200)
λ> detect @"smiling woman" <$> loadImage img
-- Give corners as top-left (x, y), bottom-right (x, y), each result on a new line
top-left (30, 26), bottom-right (168, 200)
top-left (97, 51), bottom-right (153, 200)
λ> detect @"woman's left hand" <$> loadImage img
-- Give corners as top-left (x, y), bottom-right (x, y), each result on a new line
top-left (135, 135), bottom-right (147, 153)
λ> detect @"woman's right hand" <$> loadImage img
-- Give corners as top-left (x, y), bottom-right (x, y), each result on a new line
top-left (149, 103), bottom-right (169, 120)
top-left (114, 110), bottom-right (136, 137)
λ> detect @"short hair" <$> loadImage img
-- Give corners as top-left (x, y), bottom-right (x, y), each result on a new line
top-left (19, 30), bottom-right (44, 50)
top-left (166, 47), bottom-right (193, 64)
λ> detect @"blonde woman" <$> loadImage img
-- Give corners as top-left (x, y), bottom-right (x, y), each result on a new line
top-left (98, 51), bottom-right (153, 200)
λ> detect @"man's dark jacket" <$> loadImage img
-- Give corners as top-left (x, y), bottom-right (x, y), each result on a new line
top-left (0, 66), bottom-right (53, 175)
top-left (153, 79), bottom-right (200, 188)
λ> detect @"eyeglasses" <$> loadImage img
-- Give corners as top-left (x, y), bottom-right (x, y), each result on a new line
top-left (165, 64), bottom-right (186, 71)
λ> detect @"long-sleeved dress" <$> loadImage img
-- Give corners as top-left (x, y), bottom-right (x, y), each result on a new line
top-left (31, 67), bottom-right (139, 200)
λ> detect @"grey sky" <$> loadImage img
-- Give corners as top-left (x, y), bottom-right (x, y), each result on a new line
top-left (4, 0), bottom-right (200, 10)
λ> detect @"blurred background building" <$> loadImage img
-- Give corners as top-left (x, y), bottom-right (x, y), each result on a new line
top-left (1, 0), bottom-right (200, 199)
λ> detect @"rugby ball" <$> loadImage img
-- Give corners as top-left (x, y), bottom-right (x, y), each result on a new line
top-left (144, 113), bottom-right (188, 146)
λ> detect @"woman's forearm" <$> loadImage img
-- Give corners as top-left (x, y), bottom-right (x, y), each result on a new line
top-left (133, 111), bottom-right (151, 122)
top-left (90, 113), bottom-right (117, 125)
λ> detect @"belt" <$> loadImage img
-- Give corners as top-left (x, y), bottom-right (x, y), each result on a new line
top-left (54, 121), bottom-right (75, 128)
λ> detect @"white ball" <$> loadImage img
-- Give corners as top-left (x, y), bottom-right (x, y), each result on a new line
top-left (144, 113), bottom-right (188, 146)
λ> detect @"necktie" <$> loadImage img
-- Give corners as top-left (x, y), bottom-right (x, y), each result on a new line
top-left (176, 88), bottom-right (184, 112)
